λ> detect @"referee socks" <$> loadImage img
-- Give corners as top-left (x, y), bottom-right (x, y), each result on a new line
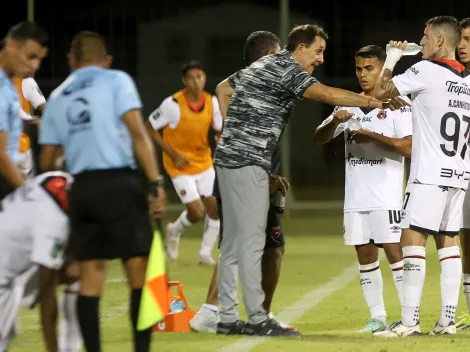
top-left (131, 288), bottom-right (152, 352)
top-left (77, 295), bottom-right (101, 352)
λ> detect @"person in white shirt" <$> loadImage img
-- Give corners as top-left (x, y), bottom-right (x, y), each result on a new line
top-left (313, 45), bottom-right (412, 334)
top-left (0, 171), bottom-right (82, 352)
top-left (146, 61), bottom-right (223, 265)
top-left (373, 16), bottom-right (470, 337)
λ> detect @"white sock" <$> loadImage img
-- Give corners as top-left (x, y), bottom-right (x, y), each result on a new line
top-left (438, 246), bottom-right (462, 326)
top-left (464, 273), bottom-right (470, 314)
top-left (359, 261), bottom-right (386, 321)
top-left (200, 216), bottom-right (220, 257)
top-left (401, 246), bottom-right (426, 327)
top-left (59, 281), bottom-right (83, 352)
top-left (201, 303), bottom-right (219, 313)
top-left (172, 210), bottom-right (192, 235)
top-left (390, 260), bottom-right (404, 307)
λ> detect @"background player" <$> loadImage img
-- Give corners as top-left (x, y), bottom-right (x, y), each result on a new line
top-left (13, 76), bottom-right (46, 178)
top-left (0, 21), bottom-right (48, 199)
top-left (146, 61), bottom-right (222, 265)
top-left (456, 17), bottom-right (470, 330)
top-left (0, 171), bottom-right (75, 352)
top-left (373, 16), bottom-right (470, 336)
top-left (39, 31), bottom-right (165, 352)
top-left (190, 31), bottom-right (295, 334)
top-left (313, 45), bottom-right (412, 333)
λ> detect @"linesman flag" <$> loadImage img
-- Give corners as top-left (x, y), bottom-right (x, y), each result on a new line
top-left (137, 230), bottom-right (169, 330)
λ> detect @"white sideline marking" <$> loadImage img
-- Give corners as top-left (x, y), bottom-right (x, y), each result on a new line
top-left (218, 259), bottom-right (366, 352)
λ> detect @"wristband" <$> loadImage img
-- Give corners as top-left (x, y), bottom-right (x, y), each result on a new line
top-left (383, 47), bottom-right (403, 72)
top-left (148, 176), bottom-right (164, 197)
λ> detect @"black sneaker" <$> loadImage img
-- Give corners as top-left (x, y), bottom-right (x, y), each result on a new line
top-left (243, 318), bottom-right (301, 337)
top-left (216, 320), bottom-right (247, 335)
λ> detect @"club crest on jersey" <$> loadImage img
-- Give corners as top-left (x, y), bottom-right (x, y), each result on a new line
top-left (377, 110), bottom-right (387, 120)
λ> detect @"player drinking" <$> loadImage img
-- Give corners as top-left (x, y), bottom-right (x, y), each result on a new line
top-left (146, 61), bottom-right (222, 265)
top-left (456, 17), bottom-right (470, 330)
top-left (372, 16), bottom-right (470, 337)
top-left (39, 31), bottom-right (165, 352)
top-left (189, 31), bottom-right (295, 334)
top-left (0, 172), bottom-right (76, 351)
top-left (0, 21), bottom-right (48, 199)
top-left (313, 45), bottom-right (412, 333)
top-left (213, 24), bottom-right (400, 337)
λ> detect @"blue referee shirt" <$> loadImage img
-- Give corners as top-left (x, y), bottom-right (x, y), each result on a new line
top-left (0, 68), bottom-right (21, 163)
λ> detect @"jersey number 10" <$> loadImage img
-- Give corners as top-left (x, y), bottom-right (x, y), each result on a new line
top-left (440, 112), bottom-right (470, 159)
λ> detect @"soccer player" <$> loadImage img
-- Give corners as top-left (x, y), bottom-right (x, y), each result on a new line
top-left (0, 171), bottom-right (74, 352)
top-left (189, 31), bottom-right (295, 333)
top-left (372, 16), bottom-right (470, 337)
top-left (213, 24), bottom-right (398, 337)
top-left (39, 31), bottom-right (165, 352)
top-left (146, 61), bottom-right (222, 265)
top-left (0, 21), bottom-right (48, 199)
top-left (13, 76), bottom-right (46, 178)
top-left (456, 17), bottom-right (470, 330)
top-left (313, 45), bottom-right (412, 333)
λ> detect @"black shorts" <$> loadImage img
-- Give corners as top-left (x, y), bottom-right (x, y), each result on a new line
top-left (69, 168), bottom-right (153, 261)
top-left (0, 176), bottom-right (13, 201)
top-left (217, 197), bottom-right (285, 249)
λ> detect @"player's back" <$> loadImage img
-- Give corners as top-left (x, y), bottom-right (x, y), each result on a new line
top-left (0, 172), bottom-right (72, 284)
top-left (394, 60), bottom-right (470, 188)
top-left (44, 67), bottom-right (139, 175)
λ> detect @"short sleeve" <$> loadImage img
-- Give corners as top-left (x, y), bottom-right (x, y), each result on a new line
top-left (211, 96), bottom-right (223, 131)
top-left (22, 78), bottom-right (46, 109)
top-left (31, 218), bottom-right (68, 270)
top-left (392, 61), bottom-right (429, 96)
top-left (280, 63), bottom-right (319, 97)
top-left (393, 100), bottom-right (413, 138)
top-left (319, 106), bottom-right (346, 138)
top-left (148, 97), bottom-right (180, 130)
top-left (228, 70), bottom-right (242, 89)
top-left (113, 71), bottom-right (143, 118)
top-left (38, 101), bottom-right (61, 145)
top-left (0, 92), bottom-right (9, 132)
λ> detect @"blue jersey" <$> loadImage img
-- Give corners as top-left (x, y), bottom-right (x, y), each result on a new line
top-left (0, 69), bottom-right (21, 163)
top-left (39, 66), bottom-right (143, 175)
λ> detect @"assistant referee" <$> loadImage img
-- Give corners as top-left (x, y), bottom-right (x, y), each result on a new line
top-left (39, 31), bottom-right (165, 352)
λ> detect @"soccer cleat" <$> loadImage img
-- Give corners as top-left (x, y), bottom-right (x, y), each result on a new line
top-left (456, 312), bottom-right (470, 330)
top-left (216, 320), bottom-right (247, 335)
top-left (373, 321), bottom-right (421, 337)
top-left (267, 312), bottom-right (297, 331)
top-left (429, 321), bottom-right (457, 335)
top-left (243, 318), bottom-right (301, 337)
top-left (356, 318), bottom-right (388, 334)
top-left (199, 254), bottom-right (216, 266)
top-left (166, 223), bottom-right (181, 260)
top-left (189, 308), bottom-right (220, 333)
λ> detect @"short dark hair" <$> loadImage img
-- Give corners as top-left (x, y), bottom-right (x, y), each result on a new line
top-left (286, 24), bottom-right (328, 52)
top-left (426, 16), bottom-right (461, 47)
top-left (461, 18), bottom-right (470, 30)
top-left (70, 31), bottom-right (107, 64)
top-left (355, 45), bottom-right (386, 63)
top-left (181, 60), bottom-right (204, 76)
top-left (6, 21), bottom-right (48, 46)
top-left (244, 31), bottom-right (281, 66)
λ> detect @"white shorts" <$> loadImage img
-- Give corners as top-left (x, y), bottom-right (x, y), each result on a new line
top-left (402, 183), bottom-right (465, 236)
top-left (463, 188), bottom-right (470, 229)
top-left (343, 210), bottom-right (402, 245)
top-left (171, 167), bottom-right (215, 204)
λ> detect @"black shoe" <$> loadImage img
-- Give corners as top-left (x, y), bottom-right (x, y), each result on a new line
top-left (216, 320), bottom-right (247, 335)
top-left (243, 318), bottom-right (301, 337)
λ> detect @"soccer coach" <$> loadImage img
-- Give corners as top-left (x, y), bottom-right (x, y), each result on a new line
top-left (39, 31), bottom-right (165, 352)
top-left (214, 24), bottom-right (399, 337)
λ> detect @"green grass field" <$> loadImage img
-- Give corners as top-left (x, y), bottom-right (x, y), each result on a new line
top-left (12, 212), bottom-right (470, 351)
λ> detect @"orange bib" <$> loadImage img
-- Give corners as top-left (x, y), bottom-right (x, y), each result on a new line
top-left (13, 77), bottom-right (32, 153)
top-left (163, 91), bottom-right (214, 177)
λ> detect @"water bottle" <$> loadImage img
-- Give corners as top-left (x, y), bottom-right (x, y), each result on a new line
top-left (170, 297), bottom-right (185, 313)
top-left (272, 190), bottom-right (286, 214)
top-left (386, 42), bottom-right (422, 56)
